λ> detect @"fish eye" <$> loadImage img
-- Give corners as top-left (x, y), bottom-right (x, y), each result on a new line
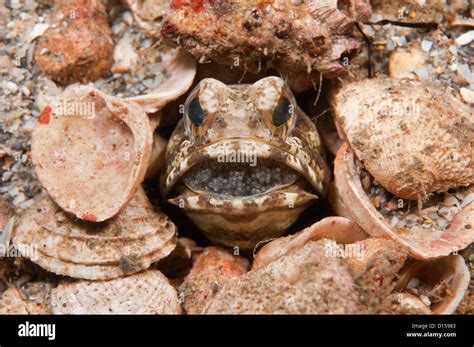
top-left (188, 97), bottom-right (205, 127)
top-left (272, 96), bottom-right (293, 127)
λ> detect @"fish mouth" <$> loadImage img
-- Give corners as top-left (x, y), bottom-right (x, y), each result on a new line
top-left (162, 138), bottom-right (326, 199)
top-left (181, 158), bottom-right (302, 197)
top-left (169, 157), bottom-right (318, 211)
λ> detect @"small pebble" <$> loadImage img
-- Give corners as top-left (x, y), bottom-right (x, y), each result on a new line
top-left (443, 195), bottom-right (459, 207)
top-left (12, 193), bottom-right (27, 206)
top-left (421, 40), bottom-right (432, 52)
top-left (405, 214), bottom-right (419, 222)
top-left (460, 88), bottom-right (474, 104)
top-left (420, 295), bottom-right (431, 307)
top-left (18, 199), bottom-right (35, 209)
top-left (20, 85), bottom-right (30, 97)
top-left (2, 172), bottom-right (12, 182)
top-left (407, 277), bottom-right (420, 289)
top-left (6, 81), bottom-right (19, 93)
top-left (457, 64), bottom-right (474, 84)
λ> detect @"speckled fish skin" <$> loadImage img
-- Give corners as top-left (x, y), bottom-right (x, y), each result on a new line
top-left (161, 76), bottom-right (330, 248)
top-left (161, 0), bottom-right (371, 91)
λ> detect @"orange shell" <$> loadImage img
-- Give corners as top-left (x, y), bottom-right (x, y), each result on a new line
top-left (32, 86), bottom-right (153, 222)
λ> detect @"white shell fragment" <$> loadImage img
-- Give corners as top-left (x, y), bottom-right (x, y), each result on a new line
top-left (51, 270), bottom-right (181, 314)
top-left (32, 86), bottom-right (153, 222)
top-left (27, 23), bottom-right (49, 42)
top-left (460, 87), bottom-right (474, 104)
top-left (455, 31), bottom-right (474, 46)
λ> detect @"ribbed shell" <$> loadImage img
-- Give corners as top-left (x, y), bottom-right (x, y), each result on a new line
top-left (13, 188), bottom-right (177, 280)
top-left (331, 76), bottom-right (473, 200)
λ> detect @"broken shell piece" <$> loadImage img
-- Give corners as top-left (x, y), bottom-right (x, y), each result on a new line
top-left (331, 77), bottom-right (473, 200)
top-left (179, 247), bottom-right (249, 314)
top-left (460, 87), bottom-right (474, 105)
top-left (33, 0), bottom-right (114, 84)
top-left (51, 270), bottom-right (181, 314)
top-left (32, 86), bottom-right (153, 222)
top-left (388, 46), bottom-right (425, 79)
top-left (379, 293), bottom-right (432, 315)
top-left (0, 282), bottom-right (52, 314)
top-left (252, 217), bottom-right (369, 270)
top-left (334, 144), bottom-right (474, 260)
top-left (125, 0), bottom-right (169, 38)
top-left (13, 188), bottom-right (177, 280)
top-left (27, 23), bottom-right (49, 42)
top-left (394, 256), bottom-right (470, 314)
top-left (204, 240), bottom-right (364, 314)
top-left (127, 47), bottom-right (196, 113)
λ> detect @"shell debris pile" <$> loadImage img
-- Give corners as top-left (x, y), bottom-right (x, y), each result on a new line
top-left (0, 0), bottom-right (473, 315)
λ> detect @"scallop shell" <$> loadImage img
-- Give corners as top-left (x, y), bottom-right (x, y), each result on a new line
top-left (179, 247), bottom-right (249, 314)
top-left (13, 188), bottom-right (177, 280)
top-left (394, 255), bottom-right (470, 314)
top-left (51, 270), bottom-right (181, 314)
top-left (331, 76), bottom-right (473, 200)
top-left (252, 216), bottom-right (369, 270)
top-left (334, 144), bottom-right (474, 260)
top-left (32, 86), bottom-right (153, 222)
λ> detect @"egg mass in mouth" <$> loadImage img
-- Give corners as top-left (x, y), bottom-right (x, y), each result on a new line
top-left (182, 158), bottom-right (300, 197)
